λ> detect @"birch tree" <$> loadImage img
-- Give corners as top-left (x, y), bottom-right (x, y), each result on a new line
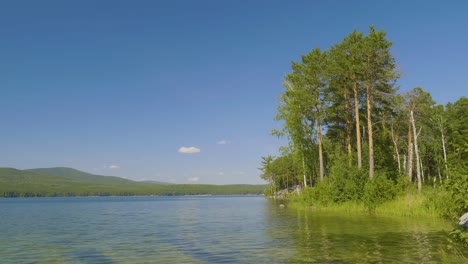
top-left (277, 48), bottom-right (327, 183)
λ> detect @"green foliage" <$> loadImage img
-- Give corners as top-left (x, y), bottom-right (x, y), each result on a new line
top-left (259, 154), bottom-right (301, 193)
top-left (328, 155), bottom-right (368, 203)
top-left (295, 179), bottom-right (334, 206)
top-left (447, 227), bottom-right (468, 263)
top-left (446, 97), bottom-right (468, 168)
top-left (448, 229), bottom-right (468, 248)
top-left (292, 170), bottom-right (399, 213)
top-left (362, 172), bottom-right (398, 212)
top-left (437, 169), bottom-right (468, 219)
top-left (263, 186), bottom-right (274, 197)
top-left (395, 174), bottom-right (414, 195)
top-left (312, 179), bottom-right (334, 205)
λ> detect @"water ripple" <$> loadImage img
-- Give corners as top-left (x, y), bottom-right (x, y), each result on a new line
top-left (0, 196), bottom-right (465, 263)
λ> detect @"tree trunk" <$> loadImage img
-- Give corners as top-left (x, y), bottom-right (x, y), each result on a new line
top-left (353, 81), bottom-right (362, 169)
top-left (437, 164), bottom-right (442, 183)
top-left (366, 85), bottom-right (374, 179)
top-left (420, 155), bottom-right (424, 183)
top-left (403, 155), bottom-right (406, 174)
top-left (345, 88), bottom-right (352, 167)
top-left (391, 122), bottom-right (401, 174)
top-left (410, 110), bottom-right (422, 192)
top-left (441, 127), bottom-right (448, 179)
top-left (407, 121), bottom-right (413, 180)
top-left (315, 90), bottom-right (324, 182)
top-left (346, 132), bottom-right (352, 166)
top-left (317, 117), bottom-right (324, 182)
top-left (302, 155), bottom-right (307, 187)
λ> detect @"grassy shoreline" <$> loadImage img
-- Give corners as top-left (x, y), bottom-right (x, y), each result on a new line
top-left (287, 191), bottom-right (442, 218)
top-left (285, 191), bottom-right (468, 262)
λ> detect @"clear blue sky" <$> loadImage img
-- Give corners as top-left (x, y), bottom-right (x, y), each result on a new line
top-left (1, 1), bottom-right (466, 184)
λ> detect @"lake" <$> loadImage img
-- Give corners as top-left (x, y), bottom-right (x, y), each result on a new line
top-left (0, 196), bottom-right (466, 263)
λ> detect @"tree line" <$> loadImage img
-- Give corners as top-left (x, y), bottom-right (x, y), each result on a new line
top-left (260, 26), bottom-right (467, 218)
top-left (1, 184), bottom-right (265, 197)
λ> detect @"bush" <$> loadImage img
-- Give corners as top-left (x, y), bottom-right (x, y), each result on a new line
top-left (292, 178), bottom-right (335, 206)
top-left (363, 172), bottom-right (397, 212)
top-left (328, 156), bottom-right (368, 203)
top-left (437, 169), bottom-right (468, 220)
top-left (263, 187), bottom-right (274, 197)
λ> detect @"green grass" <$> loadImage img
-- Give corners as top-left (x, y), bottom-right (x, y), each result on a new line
top-left (288, 191), bottom-right (442, 218)
top-left (374, 192), bottom-right (439, 217)
top-left (290, 200), bottom-right (367, 213)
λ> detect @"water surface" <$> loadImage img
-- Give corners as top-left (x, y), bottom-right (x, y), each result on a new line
top-left (0, 196), bottom-right (465, 263)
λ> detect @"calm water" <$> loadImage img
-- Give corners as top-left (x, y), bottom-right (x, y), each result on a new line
top-left (0, 196), bottom-right (466, 263)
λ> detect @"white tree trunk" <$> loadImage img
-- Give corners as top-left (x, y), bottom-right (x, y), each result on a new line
top-left (403, 155), bottom-right (406, 174)
top-left (408, 142), bottom-right (413, 180)
top-left (441, 128), bottom-right (448, 179)
top-left (317, 122), bottom-right (324, 182)
top-left (391, 123), bottom-right (401, 174)
top-left (302, 155), bottom-right (307, 187)
top-left (420, 155), bottom-right (424, 183)
top-left (410, 110), bottom-right (422, 192)
top-left (407, 121), bottom-right (413, 180)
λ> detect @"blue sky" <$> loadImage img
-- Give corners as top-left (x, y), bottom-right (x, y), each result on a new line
top-left (1, 1), bottom-right (466, 184)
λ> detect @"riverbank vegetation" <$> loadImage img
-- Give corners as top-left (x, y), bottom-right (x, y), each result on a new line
top-left (259, 26), bottom-right (468, 226)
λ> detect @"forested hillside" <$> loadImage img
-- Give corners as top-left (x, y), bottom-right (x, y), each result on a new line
top-left (26, 167), bottom-right (139, 185)
top-left (0, 168), bottom-right (265, 197)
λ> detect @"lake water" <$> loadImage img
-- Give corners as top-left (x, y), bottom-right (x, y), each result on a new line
top-left (0, 196), bottom-right (466, 263)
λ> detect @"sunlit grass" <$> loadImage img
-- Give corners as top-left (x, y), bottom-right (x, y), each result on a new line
top-left (289, 192), bottom-right (441, 218)
top-left (292, 201), bottom-right (367, 214)
top-left (374, 192), bottom-right (439, 217)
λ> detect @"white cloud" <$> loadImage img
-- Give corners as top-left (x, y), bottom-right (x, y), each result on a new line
top-left (218, 171), bottom-right (224, 176)
top-left (187, 177), bottom-right (200, 182)
top-left (178, 146), bottom-right (201, 154)
top-left (216, 140), bottom-right (230, 145)
top-left (109, 164), bottom-right (121, 169)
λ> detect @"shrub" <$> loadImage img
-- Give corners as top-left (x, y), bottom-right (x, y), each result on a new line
top-left (437, 169), bottom-right (468, 220)
top-left (363, 172), bottom-right (397, 212)
top-left (328, 155), bottom-right (368, 203)
top-left (314, 178), bottom-right (335, 205)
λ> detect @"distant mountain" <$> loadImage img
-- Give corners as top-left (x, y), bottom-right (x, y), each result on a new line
top-left (0, 167), bottom-right (88, 196)
top-left (25, 167), bottom-right (139, 185)
top-left (0, 167), bottom-right (82, 185)
top-left (0, 167), bottom-right (267, 197)
top-left (141, 180), bottom-right (171, 185)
